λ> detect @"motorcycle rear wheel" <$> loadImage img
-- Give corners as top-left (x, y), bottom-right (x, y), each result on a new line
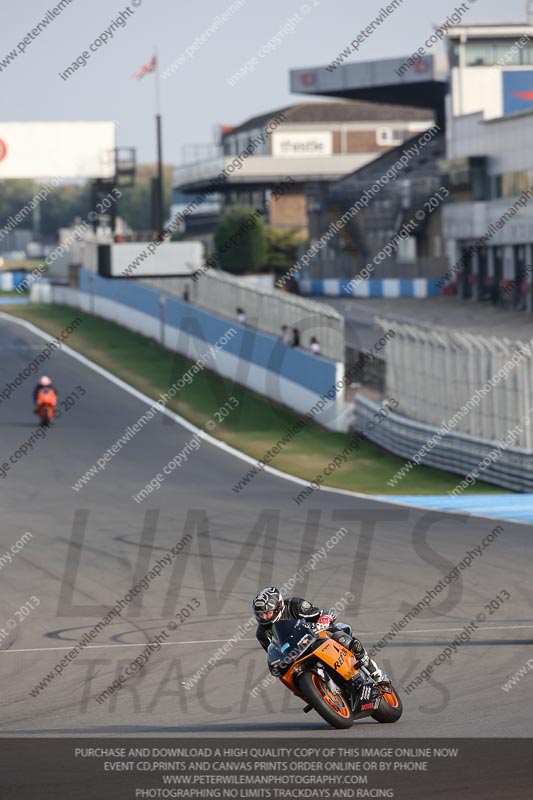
top-left (299, 670), bottom-right (353, 729)
top-left (39, 406), bottom-right (53, 426)
top-left (371, 685), bottom-right (403, 723)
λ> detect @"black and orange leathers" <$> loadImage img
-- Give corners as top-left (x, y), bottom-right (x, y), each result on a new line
top-left (35, 386), bottom-right (58, 423)
top-left (256, 597), bottom-right (323, 652)
top-left (33, 383), bottom-right (57, 403)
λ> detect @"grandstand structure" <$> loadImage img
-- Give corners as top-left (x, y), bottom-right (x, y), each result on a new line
top-left (290, 18), bottom-right (533, 308)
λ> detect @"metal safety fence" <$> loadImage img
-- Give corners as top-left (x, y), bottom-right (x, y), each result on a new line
top-left (345, 345), bottom-right (386, 395)
top-left (377, 317), bottom-right (533, 450)
top-left (145, 269), bottom-right (345, 362)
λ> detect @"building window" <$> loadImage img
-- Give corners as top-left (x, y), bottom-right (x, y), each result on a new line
top-left (465, 42), bottom-right (495, 66)
top-left (223, 135), bottom-right (240, 155)
top-left (442, 156), bottom-right (490, 202)
top-left (501, 169), bottom-right (533, 198)
top-left (520, 44), bottom-right (533, 65)
top-left (238, 133), bottom-right (251, 153)
top-left (461, 39), bottom-right (533, 67)
top-left (376, 128), bottom-right (406, 146)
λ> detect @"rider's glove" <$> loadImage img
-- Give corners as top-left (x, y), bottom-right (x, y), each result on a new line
top-left (269, 662), bottom-right (281, 677)
top-left (316, 614), bottom-right (335, 631)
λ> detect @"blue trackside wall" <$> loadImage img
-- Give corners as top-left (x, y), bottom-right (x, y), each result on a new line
top-left (163, 297), bottom-right (332, 398)
top-left (43, 270), bottom-right (346, 430)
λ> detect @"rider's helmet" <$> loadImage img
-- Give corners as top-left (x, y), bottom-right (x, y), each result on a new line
top-left (252, 587), bottom-right (285, 625)
top-left (38, 376), bottom-right (52, 386)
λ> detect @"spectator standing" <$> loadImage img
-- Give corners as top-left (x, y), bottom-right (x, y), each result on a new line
top-left (237, 307), bottom-right (246, 325)
top-left (310, 336), bottom-right (321, 355)
top-left (182, 285), bottom-right (190, 302)
top-left (280, 325), bottom-right (291, 345)
top-left (291, 328), bottom-right (300, 348)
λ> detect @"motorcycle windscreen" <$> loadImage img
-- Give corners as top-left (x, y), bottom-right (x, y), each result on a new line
top-left (268, 619), bottom-right (316, 667)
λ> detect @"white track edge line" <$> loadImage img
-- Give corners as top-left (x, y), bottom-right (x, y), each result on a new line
top-left (2, 624), bottom-right (531, 655)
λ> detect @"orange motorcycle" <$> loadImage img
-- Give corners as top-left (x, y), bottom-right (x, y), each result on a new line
top-left (268, 618), bottom-right (403, 729)
top-left (35, 387), bottom-right (57, 426)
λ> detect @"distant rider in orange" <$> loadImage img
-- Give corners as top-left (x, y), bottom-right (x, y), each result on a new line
top-left (33, 375), bottom-right (58, 419)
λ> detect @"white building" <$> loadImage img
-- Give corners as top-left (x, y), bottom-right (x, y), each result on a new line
top-left (442, 22), bottom-right (533, 306)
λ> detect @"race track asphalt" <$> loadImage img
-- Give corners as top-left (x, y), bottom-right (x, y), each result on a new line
top-left (0, 313), bottom-right (531, 738)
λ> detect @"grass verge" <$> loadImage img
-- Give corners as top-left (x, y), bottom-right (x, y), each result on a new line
top-left (0, 302), bottom-right (507, 495)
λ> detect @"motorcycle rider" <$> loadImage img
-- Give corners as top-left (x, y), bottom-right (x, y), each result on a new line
top-left (33, 375), bottom-right (57, 410)
top-left (252, 586), bottom-right (389, 684)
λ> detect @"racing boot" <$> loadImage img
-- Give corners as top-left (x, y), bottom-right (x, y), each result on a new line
top-left (347, 637), bottom-right (391, 685)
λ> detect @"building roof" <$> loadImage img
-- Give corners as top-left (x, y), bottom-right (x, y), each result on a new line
top-left (446, 23), bottom-right (533, 38)
top-left (446, 22), bottom-right (533, 28)
top-left (223, 101), bottom-right (434, 138)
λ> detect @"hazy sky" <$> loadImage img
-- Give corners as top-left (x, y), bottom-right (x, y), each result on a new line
top-left (0, 0), bottom-right (528, 166)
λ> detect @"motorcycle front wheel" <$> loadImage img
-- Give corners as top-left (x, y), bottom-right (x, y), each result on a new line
top-left (299, 670), bottom-right (353, 729)
top-left (371, 685), bottom-right (403, 723)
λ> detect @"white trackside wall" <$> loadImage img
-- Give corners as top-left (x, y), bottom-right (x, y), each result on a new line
top-left (30, 271), bottom-right (349, 432)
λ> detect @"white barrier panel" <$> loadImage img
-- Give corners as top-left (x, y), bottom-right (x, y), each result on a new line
top-left (103, 241), bottom-right (205, 277)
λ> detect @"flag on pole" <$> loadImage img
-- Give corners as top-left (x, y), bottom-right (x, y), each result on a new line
top-left (133, 55), bottom-right (157, 80)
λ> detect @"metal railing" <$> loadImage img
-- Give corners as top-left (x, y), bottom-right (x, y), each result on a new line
top-left (376, 317), bottom-right (533, 450)
top-left (345, 345), bottom-right (386, 395)
top-left (145, 269), bottom-right (345, 362)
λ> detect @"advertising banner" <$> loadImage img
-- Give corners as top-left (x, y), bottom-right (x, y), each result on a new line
top-left (503, 70), bottom-right (533, 116)
top-left (0, 121), bottom-right (116, 179)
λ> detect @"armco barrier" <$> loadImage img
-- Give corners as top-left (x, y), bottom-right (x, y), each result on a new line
top-left (145, 269), bottom-right (345, 362)
top-left (299, 277), bottom-right (442, 298)
top-left (30, 271), bottom-right (348, 431)
top-left (355, 394), bottom-right (533, 492)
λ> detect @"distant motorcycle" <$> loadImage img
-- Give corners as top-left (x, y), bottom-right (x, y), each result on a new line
top-left (35, 386), bottom-right (57, 426)
top-left (268, 618), bottom-right (403, 729)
